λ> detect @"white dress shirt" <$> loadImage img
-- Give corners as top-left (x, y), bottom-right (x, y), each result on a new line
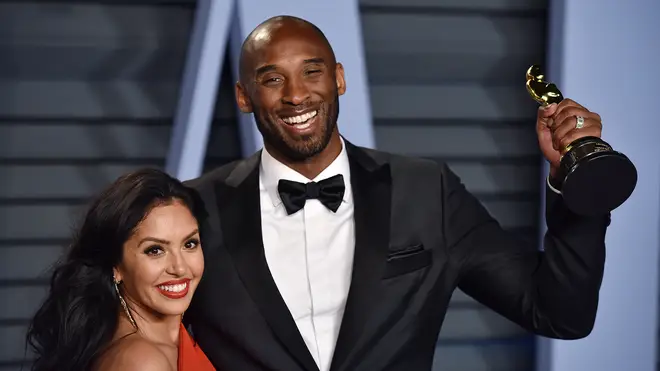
top-left (259, 139), bottom-right (354, 371)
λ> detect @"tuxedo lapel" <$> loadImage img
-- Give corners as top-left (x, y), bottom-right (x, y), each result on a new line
top-left (215, 153), bottom-right (319, 371)
top-left (330, 142), bottom-right (392, 371)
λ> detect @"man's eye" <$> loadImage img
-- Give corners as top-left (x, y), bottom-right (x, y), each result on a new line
top-left (263, 77), bottom-right (283, 85)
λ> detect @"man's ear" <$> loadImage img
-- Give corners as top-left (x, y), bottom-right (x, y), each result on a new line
top-left (235, 82), bottom-right (253, 113)
top-left (335, 62), bottom-right (346, 96)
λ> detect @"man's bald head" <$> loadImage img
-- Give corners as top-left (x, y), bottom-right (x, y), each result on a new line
top-left (238, 15), bottom-right (336, 84)
top-left (232, 15), bottom-right (346, 167)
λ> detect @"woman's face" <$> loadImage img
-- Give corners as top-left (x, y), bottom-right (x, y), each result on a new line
top-left (114, 200), bottom-right (204, 318)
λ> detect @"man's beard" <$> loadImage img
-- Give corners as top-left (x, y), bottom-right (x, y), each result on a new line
top-left (254, 96), bottom-right (339, 161)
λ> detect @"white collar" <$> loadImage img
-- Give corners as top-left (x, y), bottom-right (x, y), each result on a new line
top-left (259, 137), bottom-right (352, 208)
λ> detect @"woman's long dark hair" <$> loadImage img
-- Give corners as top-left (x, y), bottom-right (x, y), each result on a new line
top-left (26, 168), bottom-right (199, 371)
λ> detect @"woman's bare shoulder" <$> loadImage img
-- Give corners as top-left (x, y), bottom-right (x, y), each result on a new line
top-left (94, 335), bottom-right (175, 371)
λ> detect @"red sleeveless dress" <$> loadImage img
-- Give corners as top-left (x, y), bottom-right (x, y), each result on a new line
top-left (178, 323), bottom-right (215, 371)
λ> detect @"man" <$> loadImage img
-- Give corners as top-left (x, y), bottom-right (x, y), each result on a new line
top-left (184, 15), bottom-right (608, 371)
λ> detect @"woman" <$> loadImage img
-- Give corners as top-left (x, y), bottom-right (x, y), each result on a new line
top-left (26, 168), bottom-right (215, 371)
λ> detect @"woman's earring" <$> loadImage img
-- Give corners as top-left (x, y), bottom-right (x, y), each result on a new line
top-left (113, 278), bottom-right (138, 329)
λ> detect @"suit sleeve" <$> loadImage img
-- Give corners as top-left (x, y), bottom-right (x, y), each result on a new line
top-left (444, 163), bottom-right (609, 339)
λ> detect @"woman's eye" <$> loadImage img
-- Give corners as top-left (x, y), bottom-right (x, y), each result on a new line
top-left (184, 239), bottom-right (199, 249)
top-left (144, 245), bottom-right (163, 256)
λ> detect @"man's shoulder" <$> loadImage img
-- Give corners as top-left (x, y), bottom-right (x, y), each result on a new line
top-left (354, 145), bottom-right (449, 178)
top-left (183, 158), bottom-right (246, 191)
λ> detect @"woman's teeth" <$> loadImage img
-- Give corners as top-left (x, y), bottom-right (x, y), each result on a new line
top-left (158, 282), bottom-right (187, 292)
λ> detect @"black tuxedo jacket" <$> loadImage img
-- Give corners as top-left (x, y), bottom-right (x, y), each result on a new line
top-left (183, 141), bottom-right (608, 371)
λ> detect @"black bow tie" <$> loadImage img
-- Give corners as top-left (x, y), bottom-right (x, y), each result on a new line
top-left (277, 174), bottom-right (346, 215)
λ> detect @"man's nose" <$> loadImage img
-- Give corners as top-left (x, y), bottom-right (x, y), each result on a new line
top-left (282, 78), bottom-right (311, 105)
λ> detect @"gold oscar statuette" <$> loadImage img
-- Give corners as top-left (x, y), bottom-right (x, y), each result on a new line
top-left (525, 65), bottom-right (637, 215)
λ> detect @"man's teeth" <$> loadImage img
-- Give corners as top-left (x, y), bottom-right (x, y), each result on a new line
top-left (158, 282), bottom-right (187, 292)
top-left (282, 110), bottom-right (317, 124)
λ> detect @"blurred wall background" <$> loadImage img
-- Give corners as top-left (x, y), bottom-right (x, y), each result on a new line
top-left (537, 1), bottom-right (660, 371)
top-left (2, 1), bottom-right (650, 371)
